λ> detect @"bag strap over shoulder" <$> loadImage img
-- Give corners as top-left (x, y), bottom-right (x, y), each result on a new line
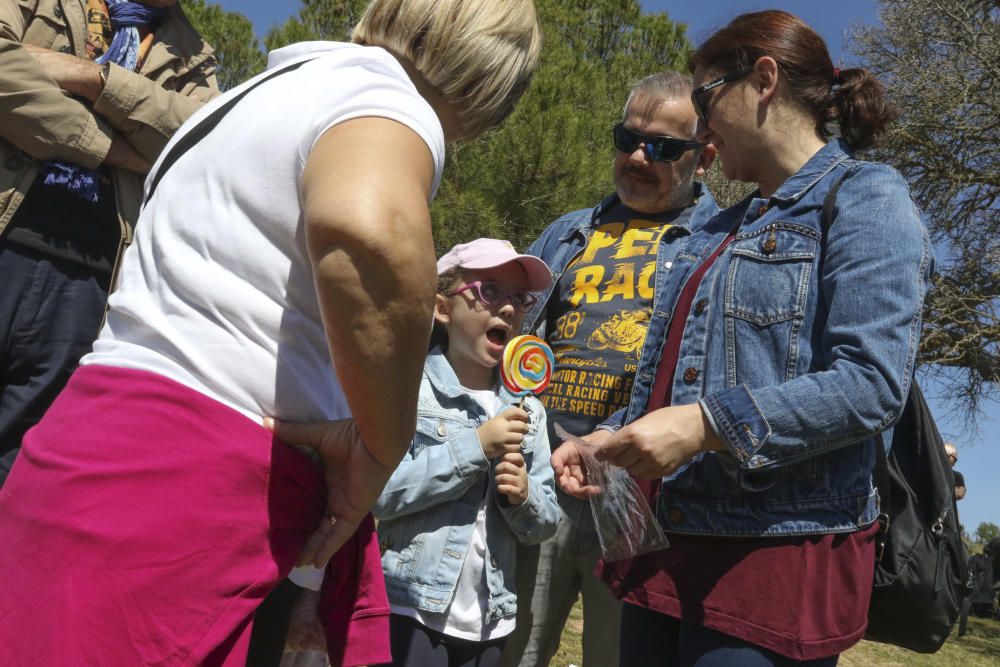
top-left (144, 57), bottom-right (316, 205)
top-left (818, 166), bottom-right (895, 547)
top-left (819, 167), bottom-right (850, 237)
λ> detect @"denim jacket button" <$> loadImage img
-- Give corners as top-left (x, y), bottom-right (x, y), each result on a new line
top-left (668, 509), bottom-right (684, 524)
top-left (683, 367), bottom-right (699, 384)
top-left (490, 555), bottom-right (499, 568)
top-left (694, 299), bottom-right (707, 316)
top-left (437, 421), bottom-right (447, 437)
top-left (762, 237), bottom-right (777, 253)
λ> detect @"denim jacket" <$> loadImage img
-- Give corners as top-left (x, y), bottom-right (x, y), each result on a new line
top-left (603, 140), bottom-right (933, 537)
top-left (374, 348), bottom-right (560, 622)
top-left (521, 183), bottom-right (719, 548)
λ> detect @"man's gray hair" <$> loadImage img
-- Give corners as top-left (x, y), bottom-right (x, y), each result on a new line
top-left (623, 71), bottom-right (694, 120)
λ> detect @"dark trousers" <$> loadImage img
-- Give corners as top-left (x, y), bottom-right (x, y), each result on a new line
top-left (381, 614), bottom-right (506, 667)
top-left (620, 602), bottom-right (840, 667)
top-left (0, 243), bottom-right (109, 484)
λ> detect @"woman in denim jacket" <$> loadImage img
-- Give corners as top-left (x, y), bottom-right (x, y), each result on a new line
top-left (376, 239), bottom-right (561, 667)
top-left (553, 10), bottom-right (932, 666)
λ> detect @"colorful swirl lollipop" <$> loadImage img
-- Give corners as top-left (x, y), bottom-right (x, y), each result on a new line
top-left (501, 335), bottom-right (555, 397)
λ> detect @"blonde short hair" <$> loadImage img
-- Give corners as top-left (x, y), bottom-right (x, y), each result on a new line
top-left (352, 0), bottom-right (542, 137)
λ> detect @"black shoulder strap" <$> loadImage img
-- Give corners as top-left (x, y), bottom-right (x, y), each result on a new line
top-left (820, 167), bottom-right (850, 238)
top-left (817, 167), bottom-right (851, 308)
top-left (144, 57), bottom-right (315, 205)
top-left (818, 167), bottom-right (896, 537)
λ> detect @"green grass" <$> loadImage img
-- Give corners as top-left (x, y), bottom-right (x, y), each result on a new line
top-left (552, 608), bottom-right (1000, 667)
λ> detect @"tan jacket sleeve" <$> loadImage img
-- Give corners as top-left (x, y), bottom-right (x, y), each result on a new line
top-left (0, 2), bottom-right (112, 168)
top-left (92, 11), bottom-right (219, 163)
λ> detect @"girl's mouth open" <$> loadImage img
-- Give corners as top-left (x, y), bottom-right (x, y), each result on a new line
top-left (486, 327), bottom-right (509, 350)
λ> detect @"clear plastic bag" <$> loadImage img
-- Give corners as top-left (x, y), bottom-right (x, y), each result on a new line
top-left (555, 423), bottom-right (669, 561)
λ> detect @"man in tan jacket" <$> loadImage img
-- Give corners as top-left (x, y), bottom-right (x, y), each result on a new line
top-left (0, 0), bottom-right (218, 481)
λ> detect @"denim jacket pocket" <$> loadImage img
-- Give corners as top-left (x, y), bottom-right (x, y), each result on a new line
top-left (725, 223), bottom-right (818, 325)
top-left (724, 223), bottom-right (819, 387)
top-left (412, 413), bottom-right (467, 455)
top-left (377, 514), bottom-right (430, 582)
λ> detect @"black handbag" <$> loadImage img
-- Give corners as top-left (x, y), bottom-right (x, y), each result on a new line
top-left (864, 381), bottom-right (967, 652)
top-left (820, 172), bottom-right (967, 652)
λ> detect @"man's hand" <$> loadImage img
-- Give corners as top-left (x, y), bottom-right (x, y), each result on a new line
top-left (595, 403), bottom-right (724, 479)
top-left (266, 417), bottom-right (397, 568)
top-left (550, 429), bottom-right (610, 499)
top-left (495, 445), bottom-right (529, 505)
top-left (22, 44), bottom-right (103, 103)
top-left (476, 407), bottom-right (529, 459)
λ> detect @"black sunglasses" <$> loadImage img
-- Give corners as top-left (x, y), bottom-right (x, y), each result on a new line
top-left (612, 123), bottom-right (704, 162)
top-left (691, 67), bottom-right (753, 124)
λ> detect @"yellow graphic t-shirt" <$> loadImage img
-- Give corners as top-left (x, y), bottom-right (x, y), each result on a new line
top-left (542, 203), bottom-right (681, 438)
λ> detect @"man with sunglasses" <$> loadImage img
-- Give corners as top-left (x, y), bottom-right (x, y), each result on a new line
top-left (500, 72), bottom-right (718, 667)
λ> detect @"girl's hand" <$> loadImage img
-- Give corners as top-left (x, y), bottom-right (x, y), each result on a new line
top-left (595, 403), bottom-right (725, 479)
top-left (495, 447), bottom-right (529, 505)
top-left (477, 407), bottom-right (529, 459)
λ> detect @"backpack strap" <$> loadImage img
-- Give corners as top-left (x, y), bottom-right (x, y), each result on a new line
top-left (144, 57), bottom-right (316, 205)
top-left (820, 167), bottom-right (850, 238)
top-left (873, 430), bottom-right (891, 559)
top-left (818, 166), bottom-right (894, 553)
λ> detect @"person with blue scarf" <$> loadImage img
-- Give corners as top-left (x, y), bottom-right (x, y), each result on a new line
top-left (0, 0), bottom-right (218, 484)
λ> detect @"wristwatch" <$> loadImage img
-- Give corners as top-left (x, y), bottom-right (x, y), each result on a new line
top-left (99, 62), bottom-right (111, 91)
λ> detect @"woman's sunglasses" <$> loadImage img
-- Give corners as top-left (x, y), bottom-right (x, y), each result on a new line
top-left (445, 280), bottom-right (539, 311)
top-left (691, 67), bottom-right (753, 124)
top-left (612, 123), bottom-right (705, 162)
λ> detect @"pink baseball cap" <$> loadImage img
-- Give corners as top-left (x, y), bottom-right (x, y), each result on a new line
top-left (437, 238), bottom-right (552, 291)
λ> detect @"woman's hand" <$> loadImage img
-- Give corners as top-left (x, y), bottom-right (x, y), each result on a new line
top-left (495, 446), bottom-right (529, 505)
top-left (477, 407), bottom-right (529, 459)
top-left (595, 403), bottom-right (725, 479)
top-left (550, 429), bottom-right (611, 499)
top-left (266, 417), bottom-right (395, 568)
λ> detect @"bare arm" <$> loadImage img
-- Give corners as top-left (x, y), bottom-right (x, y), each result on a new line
top-left (303, 116), bottom-right (437, 469)
top-left (288, 116), bottom-right (437, 565)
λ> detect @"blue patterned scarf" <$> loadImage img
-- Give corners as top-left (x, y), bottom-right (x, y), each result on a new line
top-left (39, 0), bottom-right (166, 203)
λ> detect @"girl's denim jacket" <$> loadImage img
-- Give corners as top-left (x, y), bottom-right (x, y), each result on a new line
top-left (374, 349), bottom-right (561, 622)
top-left (602, 140), bottom-right (933, 537)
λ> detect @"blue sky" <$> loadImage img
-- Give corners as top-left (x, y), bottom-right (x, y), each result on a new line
top-left (214, 0), bottom-right (999, 539)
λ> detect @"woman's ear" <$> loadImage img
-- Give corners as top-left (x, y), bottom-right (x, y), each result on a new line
top-left (754, 56), bottom-right (780, 106)
top-left (433, 293), bottom-right (451, 326)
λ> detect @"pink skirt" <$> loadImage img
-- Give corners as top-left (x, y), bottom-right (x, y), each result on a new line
top-left (0, 365), bottom-right (390, 666)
